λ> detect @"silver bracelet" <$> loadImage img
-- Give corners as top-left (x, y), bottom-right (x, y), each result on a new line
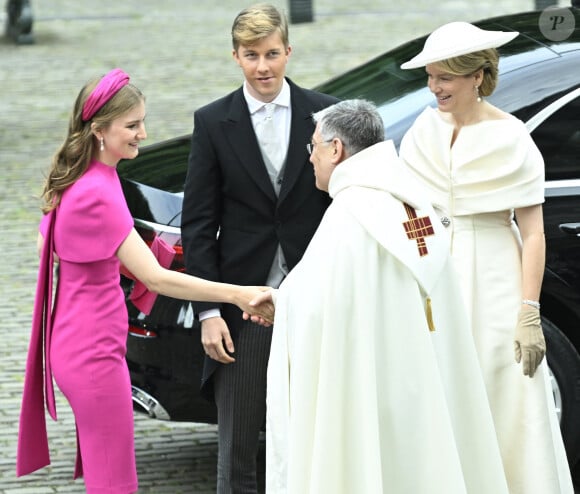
top-left (522, 299), bottom-right (540, 309)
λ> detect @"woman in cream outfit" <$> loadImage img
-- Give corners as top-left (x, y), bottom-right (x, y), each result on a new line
top-left (399, 22), bottom-right (574, 494)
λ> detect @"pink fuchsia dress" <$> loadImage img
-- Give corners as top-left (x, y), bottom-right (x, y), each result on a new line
top-left (18, 159), bottom-right (137, 494)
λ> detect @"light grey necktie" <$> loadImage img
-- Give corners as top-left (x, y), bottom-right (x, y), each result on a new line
top-left (256, 103), bottom-right (288, 287)
top-left (257, 103), bottom-right (284, 172)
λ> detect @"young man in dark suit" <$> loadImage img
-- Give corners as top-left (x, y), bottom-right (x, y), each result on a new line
top-left (181, 3), bottom-right (339, 493)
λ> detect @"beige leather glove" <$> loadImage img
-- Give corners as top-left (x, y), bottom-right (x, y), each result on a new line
top-left (514, 307), bottom-right (546, 378)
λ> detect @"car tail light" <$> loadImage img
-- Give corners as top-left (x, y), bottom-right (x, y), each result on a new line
top-left (132, 218), bottom-right (184, 273)
top-left (120, 218), bottom-right (185, 324)
top-left (128, 324), bottom-right (158, 338)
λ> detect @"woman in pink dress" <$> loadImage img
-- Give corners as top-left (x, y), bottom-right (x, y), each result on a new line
top-left (16, 68), bottom-right (273, 493)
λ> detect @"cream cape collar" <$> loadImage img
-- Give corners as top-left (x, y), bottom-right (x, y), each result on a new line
top-left (328, 140), bottom-right (449, 296)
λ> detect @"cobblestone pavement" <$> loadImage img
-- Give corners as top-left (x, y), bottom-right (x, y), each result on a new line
top-left (0, 0), bottom-right (557, 492)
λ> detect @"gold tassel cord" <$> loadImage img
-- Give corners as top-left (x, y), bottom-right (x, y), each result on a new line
top-left (425, 296), bottom-right (435, 332)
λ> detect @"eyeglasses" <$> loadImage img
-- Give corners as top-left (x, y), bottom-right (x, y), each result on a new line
top-left (306, 139), bottom-right (333, 155)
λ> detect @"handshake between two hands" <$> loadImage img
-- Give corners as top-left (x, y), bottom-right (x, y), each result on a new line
top-left (237, 287), bottom-right (277, 327)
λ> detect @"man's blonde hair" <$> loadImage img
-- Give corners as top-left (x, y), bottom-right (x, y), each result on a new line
top-left (231, 3), bottom-right (289, 50)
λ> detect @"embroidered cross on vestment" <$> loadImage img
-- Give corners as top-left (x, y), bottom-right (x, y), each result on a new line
top-left (402, 203), bottom-right (435, 257)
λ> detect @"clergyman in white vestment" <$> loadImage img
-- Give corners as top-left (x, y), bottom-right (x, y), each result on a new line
top-left (248, 100), bottom-right (510, 494)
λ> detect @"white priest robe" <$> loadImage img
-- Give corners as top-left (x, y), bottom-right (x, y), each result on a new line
top-left (266, 140), bottom-right (509, 494)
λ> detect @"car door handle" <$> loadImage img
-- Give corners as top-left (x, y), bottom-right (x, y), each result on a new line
top-left (559, 223), bottom-right (580, 235)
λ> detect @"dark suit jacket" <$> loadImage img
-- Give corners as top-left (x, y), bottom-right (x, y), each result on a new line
top-left (181, 78), bottom-right (338, 395)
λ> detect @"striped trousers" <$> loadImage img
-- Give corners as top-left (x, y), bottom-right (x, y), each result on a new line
top-left (214, 319), bottom-right (273, 494)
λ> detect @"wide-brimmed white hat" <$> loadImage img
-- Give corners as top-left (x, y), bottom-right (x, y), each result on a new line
top-left (401, 21), bottom-right (519, 69)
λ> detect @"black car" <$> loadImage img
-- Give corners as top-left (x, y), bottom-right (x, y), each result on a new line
top-left (118, 7), bottom-right (580, 481)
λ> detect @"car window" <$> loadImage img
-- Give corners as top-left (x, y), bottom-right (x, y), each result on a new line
top-left (532, 95), bottom-right (580, 181)
top-left (118, 135), bottom-right (190, 193)
top-left (314, 38), bottom-right (434, 148)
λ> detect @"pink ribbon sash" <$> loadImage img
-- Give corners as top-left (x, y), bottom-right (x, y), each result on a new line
top-left (17, 210), bottom-right (57, 476)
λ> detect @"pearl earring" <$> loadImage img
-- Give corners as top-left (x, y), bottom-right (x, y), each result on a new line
top-left (475, 86), bottom-right (482, 103)
top-left (100, 137), bottom-right (105, 151)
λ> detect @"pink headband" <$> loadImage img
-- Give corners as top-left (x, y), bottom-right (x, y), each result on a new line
top-left (82, 68), bottom-right (130, 122)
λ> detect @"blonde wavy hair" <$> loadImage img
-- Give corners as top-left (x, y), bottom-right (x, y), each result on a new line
top-left (435, 48), bottom-right (499, 97)
top-left (41, 77), bottom-right (144, 213)
top-left (231, 3), bottom-right (289, 51)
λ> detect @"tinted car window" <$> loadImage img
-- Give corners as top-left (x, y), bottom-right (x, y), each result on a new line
top-left (532, 95), bottom-right (580, 181)
top-left (118, 135), bottom-right (190, 193)
top-left (314, 43), bottom-right (432, 146)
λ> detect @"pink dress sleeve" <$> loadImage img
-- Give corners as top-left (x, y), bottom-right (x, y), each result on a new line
top-left (55, 164), bottom-right (133, 262)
